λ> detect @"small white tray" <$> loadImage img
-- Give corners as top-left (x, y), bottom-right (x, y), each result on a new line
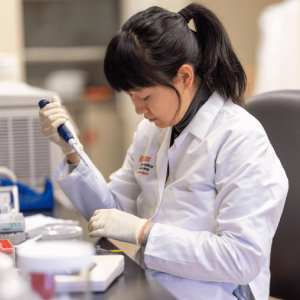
top-left (55, 255), bottom-right (124, 292)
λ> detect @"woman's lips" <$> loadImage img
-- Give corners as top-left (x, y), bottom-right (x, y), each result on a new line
top-left (145, 115), bottom-right (157, 122)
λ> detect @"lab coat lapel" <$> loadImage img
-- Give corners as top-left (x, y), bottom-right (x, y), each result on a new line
top-left (184, 92), bottom-right (225, 141)
top-left (156, 127), bottom-right (172, 201)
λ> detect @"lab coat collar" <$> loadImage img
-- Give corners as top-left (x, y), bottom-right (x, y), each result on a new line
top-left (180, 91), bottom-right (225, 143)
top-left (156, 92), bottom-right (225, 148)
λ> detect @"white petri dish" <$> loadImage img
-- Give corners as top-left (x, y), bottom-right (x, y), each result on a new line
top-left (28, 223), bottom-right (83, 240)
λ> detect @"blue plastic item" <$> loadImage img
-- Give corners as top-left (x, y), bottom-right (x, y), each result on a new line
top-left (39, 99), bottom-right (74, 142)
top-left (0, 179), bottom-right (54, 212)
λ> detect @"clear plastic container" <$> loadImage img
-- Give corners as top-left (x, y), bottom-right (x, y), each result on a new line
top-left (18, 240), bottom-right (95, 300)
top-left (0, 186), bottom-right (26, 245)
top-left (0, 231), bottom-right (25, 245)
top-left (0, 212), bottom-right (25, 232)
top-left (28, 224), bottom-right (83, 240)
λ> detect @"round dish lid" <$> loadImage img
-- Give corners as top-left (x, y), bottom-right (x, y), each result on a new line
top-left (28, 224), bottom-right (83, 240)
top-left (18, 240), bottom-right (95, 272)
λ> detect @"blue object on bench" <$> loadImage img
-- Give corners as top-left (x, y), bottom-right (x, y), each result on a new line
top-left (0, 178), bottom-right (54, 211)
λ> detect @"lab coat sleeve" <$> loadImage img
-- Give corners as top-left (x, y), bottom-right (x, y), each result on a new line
top-left (54, 134), bottom-right (141, 220)
top-left (144, 127), bottom-right (288, 285)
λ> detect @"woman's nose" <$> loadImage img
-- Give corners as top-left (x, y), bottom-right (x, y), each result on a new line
top-left (132, 97), bottom-right (148, 115)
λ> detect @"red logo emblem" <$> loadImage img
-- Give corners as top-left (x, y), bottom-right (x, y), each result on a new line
top-left (136, 171), bottom-right (148, 175)
top-left (139, 156), bottom-right (151, 163)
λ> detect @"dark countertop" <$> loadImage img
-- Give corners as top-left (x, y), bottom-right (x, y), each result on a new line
top-left (22, 210), bottom-right (177, 299)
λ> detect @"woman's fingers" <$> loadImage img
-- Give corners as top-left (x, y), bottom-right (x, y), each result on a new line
top-left (40, 102), bottom-right (61, 113)
top-left (40, 108), bottom-right (68, 120)
top-left (88, 216), bottom-right (102, 231)
top-left (52, 95), bottom-right (61, 104)
top-left (43, 108), bottom-right (68, 117)
top-left (88, 210), bottom-right (109, 232)
top-left (42, 118), bottom-right (68, 137)
top-left (88, 219), bottom-right (104, 232)
top-left (93, 209), bottom-right (101, 217)
top-left (88, 216), bottom-right (96, 230)
top-left (40, 110), bottom-right (69, 128)
top-left (88, 210), bottom-right (102, 228)
top-left (40, 113), bottom-right (69, 126)
top-left (50, 118), bottom-right (68, 129)
top-left (89, 228), bottom-right (106, 238)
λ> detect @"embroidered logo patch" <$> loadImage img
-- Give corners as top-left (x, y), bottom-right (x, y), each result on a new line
top-left (139, 156), bottom-right (151, 163)
top-left (137, 156), bottom-right (153, 176)
top-left (137, 171), bottom-right (149, 175)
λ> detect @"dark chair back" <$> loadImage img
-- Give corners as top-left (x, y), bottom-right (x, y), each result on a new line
top-left (247, 90), bottom-right (300, 300)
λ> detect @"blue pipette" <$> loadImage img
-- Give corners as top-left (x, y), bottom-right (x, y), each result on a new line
top-left (39, 99), bottom-right (100, 180)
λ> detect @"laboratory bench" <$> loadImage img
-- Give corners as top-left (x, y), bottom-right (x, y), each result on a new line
top-left (95, 238), bottom-right (178, 300)
top-left (21, 207), bottom-right (178, 299)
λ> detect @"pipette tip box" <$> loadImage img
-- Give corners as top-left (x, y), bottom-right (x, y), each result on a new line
top-left (0, 212), bottom-right (26, 244)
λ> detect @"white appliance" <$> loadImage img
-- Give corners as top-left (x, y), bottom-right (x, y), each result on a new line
top-left (0, 81), bottom-right (65, 191)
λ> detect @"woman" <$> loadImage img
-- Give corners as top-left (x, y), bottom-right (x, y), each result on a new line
top-left (39, 4), bottom-right (288, 300)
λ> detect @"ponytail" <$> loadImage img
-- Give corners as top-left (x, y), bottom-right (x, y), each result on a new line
top-left (104, 3), bottom-right (246, 107)
top-left (185, 3), bottom-right (247, 106)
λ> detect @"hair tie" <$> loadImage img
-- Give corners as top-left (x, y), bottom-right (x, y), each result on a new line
top-left (178, 8), bottom-right (193, 24)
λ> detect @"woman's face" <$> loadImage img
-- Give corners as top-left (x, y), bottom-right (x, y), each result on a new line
top-left (125, 84), bottom-right (191, 128)
top-left (125, 65), bottom-right (198, 128)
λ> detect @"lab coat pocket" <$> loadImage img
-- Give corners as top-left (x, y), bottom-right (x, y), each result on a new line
top-left (161, 189), bottom-right (217, 232)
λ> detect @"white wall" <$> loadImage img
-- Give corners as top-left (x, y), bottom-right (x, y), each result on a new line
top-left (0, 0), bottom-right (25, 81)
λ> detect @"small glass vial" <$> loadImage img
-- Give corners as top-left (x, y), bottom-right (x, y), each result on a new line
top-left (18, 240), bottom-right (95, 300)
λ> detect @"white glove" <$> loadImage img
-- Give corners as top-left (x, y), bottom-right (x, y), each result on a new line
top-left (88, 209), bottom-right (148, 246)
top-left (39, 95), bottom-right (83, 155)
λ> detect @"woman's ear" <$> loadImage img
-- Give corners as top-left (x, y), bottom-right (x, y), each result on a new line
top-left (176, 64), bottom-right (194, 89)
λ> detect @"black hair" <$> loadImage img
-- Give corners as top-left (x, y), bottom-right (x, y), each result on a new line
top-left (104, 3), bottom-right (247, 108)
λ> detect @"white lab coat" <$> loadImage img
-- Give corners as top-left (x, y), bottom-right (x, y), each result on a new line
top-left (54, 91), bottom-right (288, 300)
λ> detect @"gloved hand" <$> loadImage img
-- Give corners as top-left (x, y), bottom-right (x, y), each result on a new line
top-left (39, 95), bottom-right (83, 155)
top-left (88, 209), bottom-right (149, 246)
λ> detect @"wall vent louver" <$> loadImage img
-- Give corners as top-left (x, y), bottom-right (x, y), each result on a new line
top-left (0, 108), bottom-right (52, 191)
